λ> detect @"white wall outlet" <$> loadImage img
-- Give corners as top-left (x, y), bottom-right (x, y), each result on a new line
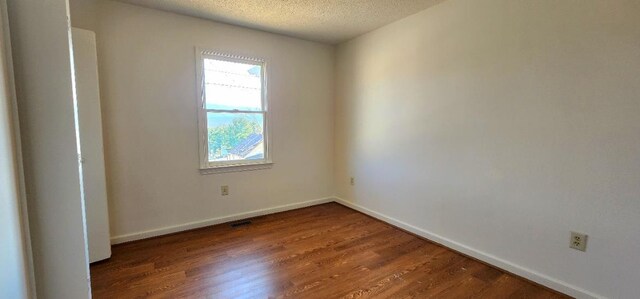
top-left (350, 177), bottom-right (355, 186)
top-left (221, 185), bottom-right (229, 196)
top-left (570, 232), bottom-right (588, 252)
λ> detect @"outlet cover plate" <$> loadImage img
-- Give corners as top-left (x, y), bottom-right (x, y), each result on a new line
top-left (570, 232), bottom-right (588, 252)
top-left (221, 185), bottom-right (229, 196)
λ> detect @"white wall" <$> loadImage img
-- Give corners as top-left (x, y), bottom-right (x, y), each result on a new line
top-left (335, 0), bottom-right (640, 298)
top-left (0, 0), bottom-right (31, 297)
top-left (72, 1), bottom-right (335, 241)
top-left (7, 0), bottom-right (91, 297)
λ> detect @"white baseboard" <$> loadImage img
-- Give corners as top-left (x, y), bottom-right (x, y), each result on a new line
top-left (110, 197), bottom-right (334, 244)
top-left (333, 197), bottom-right (602, 299)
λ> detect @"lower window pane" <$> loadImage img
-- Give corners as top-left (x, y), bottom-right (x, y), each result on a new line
top-left (207, 112), bottom-right (264, 162)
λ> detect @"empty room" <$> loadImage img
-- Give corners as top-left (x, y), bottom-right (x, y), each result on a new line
top-left (1, 0), bottom-right (639, 298)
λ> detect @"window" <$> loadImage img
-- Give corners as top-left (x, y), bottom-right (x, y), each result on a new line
top-left (196, 50), bottom-right (270, 173)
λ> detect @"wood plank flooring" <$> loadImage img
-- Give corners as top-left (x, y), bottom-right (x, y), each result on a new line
top-left (90, 203), bottom-right (570, 298)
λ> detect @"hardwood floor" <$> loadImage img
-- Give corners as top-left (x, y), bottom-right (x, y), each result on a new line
top-left (91, 203), bottom-right (570, 298)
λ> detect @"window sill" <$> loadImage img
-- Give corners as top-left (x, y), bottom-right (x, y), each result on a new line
top-left (199, 161), bottom-right (273, 175)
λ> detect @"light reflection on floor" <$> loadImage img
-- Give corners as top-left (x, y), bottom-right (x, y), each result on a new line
top-left (203, 243), bottom-right (277, 297)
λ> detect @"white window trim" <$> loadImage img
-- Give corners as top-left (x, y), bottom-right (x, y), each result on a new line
top-left (195, 48), bottom-right (272, 174)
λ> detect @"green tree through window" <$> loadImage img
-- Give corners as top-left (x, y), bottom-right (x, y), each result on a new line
top-left (208, 116), bottom-right (260, 159)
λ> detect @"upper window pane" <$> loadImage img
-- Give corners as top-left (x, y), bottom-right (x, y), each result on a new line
top-left (204, 58), bottom-right (262, 111)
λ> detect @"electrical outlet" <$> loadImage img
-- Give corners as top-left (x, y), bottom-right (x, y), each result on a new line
top-left (350, 177), bottom-right (355, 186)
top-left (570, 232), bottom-right (588, 252)
top-left (221, 185), bottom-right (229, 196)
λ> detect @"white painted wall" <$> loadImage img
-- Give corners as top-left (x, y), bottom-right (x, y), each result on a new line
top-left (73, 1), bottom-right (335, 241)
top-left (7, 0), bottom-right (91, 297)
top-left (334, 0), bottom-right (640, 298)
top-left (0, 0), bottom-right (31, 297)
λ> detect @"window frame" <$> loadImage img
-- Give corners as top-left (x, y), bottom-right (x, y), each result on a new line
top-left (195, 48), bottom-right (272, 174)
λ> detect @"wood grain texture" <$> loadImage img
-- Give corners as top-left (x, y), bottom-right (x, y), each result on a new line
top-left (91, 203), bottom-right (571, 298)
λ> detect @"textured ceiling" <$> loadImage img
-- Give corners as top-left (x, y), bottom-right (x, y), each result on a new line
top-left (113, 0), bottom-right (443, 44)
